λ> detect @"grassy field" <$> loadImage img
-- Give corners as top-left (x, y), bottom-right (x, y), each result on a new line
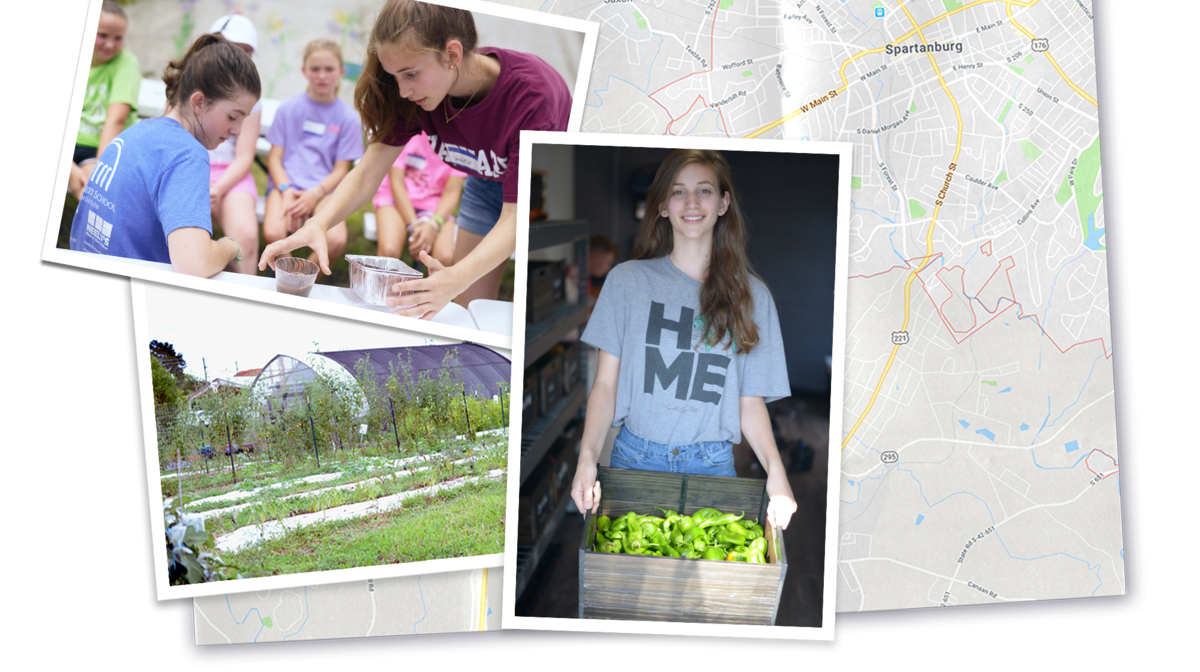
top-left (58, 159), bottom-right (515, 299)
top-left (222, 476), bottom-right (505, 575)
top-left (161, 428), bottom-right (508, 581)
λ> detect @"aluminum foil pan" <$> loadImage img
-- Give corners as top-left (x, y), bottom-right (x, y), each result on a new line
top-left (346, 255), bottom-right (423, 306)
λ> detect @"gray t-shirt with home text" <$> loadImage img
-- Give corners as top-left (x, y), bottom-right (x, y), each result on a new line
top-left (580, 256), bottom-right (790, 445)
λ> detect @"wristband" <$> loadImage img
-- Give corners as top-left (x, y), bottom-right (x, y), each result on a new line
top-left (222, 236), bottom-right (242, 262)
top-left (407, 217), bottom-right (441, 235)
top-left (279, 183), bottom-right (290, 193)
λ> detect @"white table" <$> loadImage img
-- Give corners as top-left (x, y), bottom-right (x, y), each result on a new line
top-left (105, 255), bottom-right (513, 336)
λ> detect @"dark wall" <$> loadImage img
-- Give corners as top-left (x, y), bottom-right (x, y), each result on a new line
top-left (569, 145), bottom-right (840, 394)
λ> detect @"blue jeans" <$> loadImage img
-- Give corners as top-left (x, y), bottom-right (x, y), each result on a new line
top-left (456, 175), bottom-right (503, 236)
top-left (608, 426), bottom-right (737, 477)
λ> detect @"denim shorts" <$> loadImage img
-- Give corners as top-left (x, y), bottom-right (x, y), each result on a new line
top-left (608, 425), bottom-right (737, 477)
top-left (456, 175), bottom-right (504, 236)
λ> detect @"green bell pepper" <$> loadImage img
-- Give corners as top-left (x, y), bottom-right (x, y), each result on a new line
top-left (698, 511), bottom-right (745, 529)
top-left (715, 528), bottom-right (749, 547)
top-left (749, 537), bottom-right (768, 556)
top-left (726, 522), bottom-right (750, 537)
top-left (597, 515), bottom-right (611, 532)
top-left (701, 546), bottom-right (727, 561)
top-left (622, 536), bottom-right (645, 554)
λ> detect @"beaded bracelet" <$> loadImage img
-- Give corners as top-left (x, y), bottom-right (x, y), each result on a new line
top-left (222, 236), bottom-right (242, 262)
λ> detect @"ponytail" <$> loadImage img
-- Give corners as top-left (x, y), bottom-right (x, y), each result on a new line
top-left (162, 33), bottom-right (261, 111)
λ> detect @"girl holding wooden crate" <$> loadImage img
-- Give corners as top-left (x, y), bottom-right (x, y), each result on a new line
top-left (570, 149), bottom-right (798, 531)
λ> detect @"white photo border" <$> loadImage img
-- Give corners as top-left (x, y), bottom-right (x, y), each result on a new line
top-left (502, 130), bottom-right (851, 641)
top-left (42, 0), bottom-right (601, 352)
top-left (132, 278), bottom-right (509, 600)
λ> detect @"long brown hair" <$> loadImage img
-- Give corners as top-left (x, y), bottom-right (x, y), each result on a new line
top-left (631, 149), bottom-right (761, 354)
top-left (162, 33), bottom-right (260, 110)
top-left (355, 0), bottom-right (478, 142)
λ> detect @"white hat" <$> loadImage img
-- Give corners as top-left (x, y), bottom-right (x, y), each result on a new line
top-left (210, 14), bottom-right (258, 54)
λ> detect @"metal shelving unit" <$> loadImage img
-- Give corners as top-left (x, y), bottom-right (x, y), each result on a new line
top-left (515, 219), bottom-right (590, 600)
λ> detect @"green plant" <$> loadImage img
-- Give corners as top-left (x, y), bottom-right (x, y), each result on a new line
top-left (164, 498), bottom-right (236, 585)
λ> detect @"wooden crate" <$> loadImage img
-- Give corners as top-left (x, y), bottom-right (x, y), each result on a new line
top-left (578, 466), bottom-right (787, 625)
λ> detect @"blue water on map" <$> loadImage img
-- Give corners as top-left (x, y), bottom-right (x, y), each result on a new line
top-left (1083, 212), bottom-right (1105, 250)
top-left (976, 428), bottom-right (996, 441)
top-left (1020, 423), bottom-right (1029, 431)
top-left (1065, 440), bottom-right (1080, 453)
top-left (916, 514), bottom-right (925, 525)
top-left (999, 387), bottom-right (1012, 393)
top-left (959, 420), bottom-right (970, 429)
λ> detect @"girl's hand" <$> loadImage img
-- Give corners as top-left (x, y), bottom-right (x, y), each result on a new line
top-left (286, 188), bottom-right (321, 221)
top-left (209, 184), bottom-right (225, 213)
top-left (764, 468), bottom-right (797, 531)
top-left (259, 221), bottom-right (332, 276)
top-left (279, 190), bottom-right (302, 232)
top-left (387, 250), bottom-right (463, 320)
top-left (408, 219), bottom-right (437, 258)
top-left (570, 460), bottom-right (602, 517)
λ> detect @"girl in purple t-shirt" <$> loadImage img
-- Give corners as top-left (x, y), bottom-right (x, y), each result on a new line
top-left (263, 39), bottom-right (365, 266)
top-left (371, 132), bottom-right (466, 265)
top-left (259, 0), bottom-right (573, 320)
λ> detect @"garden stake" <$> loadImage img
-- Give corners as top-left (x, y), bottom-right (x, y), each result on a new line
top-left (199, 422), bottom-right (209, 475)
top-left (460, 389), bottom-right (476, 472)
top-left (389, 396), bottom-right (401, 456)
top-left (226, 422), bottom-right (236, 485)
top-left (307, 398), bottom-right (320, 468)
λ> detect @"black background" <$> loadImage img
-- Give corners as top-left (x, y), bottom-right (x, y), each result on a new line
top-left (32, 0), bottom-right (1142, 662)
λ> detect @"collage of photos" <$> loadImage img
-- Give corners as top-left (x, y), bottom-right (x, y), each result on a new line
top-left (31, 0), bottom-right (1126, 654)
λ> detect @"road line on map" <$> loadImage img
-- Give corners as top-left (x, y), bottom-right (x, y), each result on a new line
top-left (1005, 2), bottom-right (1098, 106)
top-left (745, 0), bottom-right (1040, 139)
top-left (842, 3), bottom-right (967, 451)
top-left (478, 568), bottom-right (488, 631)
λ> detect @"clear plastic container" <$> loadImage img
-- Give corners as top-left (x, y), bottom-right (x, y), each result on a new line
top-left (274, 257), bottom-right (320, 298)
top-left (346, 255), bottom-right (423, 307)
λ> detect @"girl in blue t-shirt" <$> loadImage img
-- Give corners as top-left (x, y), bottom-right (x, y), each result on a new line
top-left (69, 33), bottom-right (261, 277)
top-left (263, 39), bottom-right (365, 266)
top-left (570, 149), bottom-right (798, 532)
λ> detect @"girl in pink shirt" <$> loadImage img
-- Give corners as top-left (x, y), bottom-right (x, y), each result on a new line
top-left (372, 132), bottom-right (465, 265)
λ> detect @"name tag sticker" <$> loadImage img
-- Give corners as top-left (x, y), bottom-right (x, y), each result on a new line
top-left (404, 153), bottom-right (428, 171)
top-left (302, 120), bottom-right (327, 136)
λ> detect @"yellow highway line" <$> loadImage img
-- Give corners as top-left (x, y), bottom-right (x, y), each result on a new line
top-left (841, 1), bottom-right (965, 451)
top-left (746, 0), bottom-right (1042, 138)
top-left (1006, 2), bottom-right (1099, 106)
top-left (478, 567), bottom-right (489, 631)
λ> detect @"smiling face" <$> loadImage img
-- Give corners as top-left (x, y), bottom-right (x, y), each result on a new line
top-left (191, 91), bottom-right (258, 150)
top-left (93, 12), bottom-right (127, 66)
top-left (302, 49), bottom-right (344, 102)
top-left (377, 43), bottom-right (458, 112)
top-left (661, 162), bottom-right (731, 244)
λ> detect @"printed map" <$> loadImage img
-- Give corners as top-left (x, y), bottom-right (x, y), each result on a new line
top-left (193, 568), bottom-right (500, 644)
top-left (513, 0), bottom-right (1121, 610)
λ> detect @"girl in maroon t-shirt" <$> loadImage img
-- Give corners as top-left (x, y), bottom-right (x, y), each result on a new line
top-left (258, 0), bottom-right (573, 319)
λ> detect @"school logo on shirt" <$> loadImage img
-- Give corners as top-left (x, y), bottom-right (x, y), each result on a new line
top-left (85, 210), bottom-right (114, 249)
top-left (643, 301), bottom-right (730, 405)
top-left (89, 137), bottom-right (124, 191)
top-left (426, 134), bottom-right (508, 178)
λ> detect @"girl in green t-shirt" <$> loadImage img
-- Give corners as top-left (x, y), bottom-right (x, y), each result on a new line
top-left (69, 1), bottom-right (140, 201)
